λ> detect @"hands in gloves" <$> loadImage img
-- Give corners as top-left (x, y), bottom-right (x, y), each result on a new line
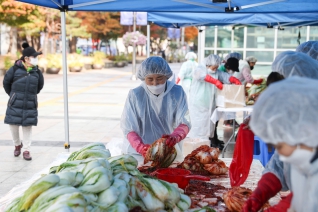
top-left (176, 77), bottom-right (181, 85)
top-left (162, 124), bottom-right (189, 147)
top-left (204, 75), bottom-right (223, 90)
top-left (229, 76), bottom-right (242, 85)
top-left (127, 131), bottom-right (150, 157)
top-left (243, 173), bottom-right (282, 212)
top-left (263, 193), bottom-right (293, 212)
top-left (253, 78), bottom-right (263, 85)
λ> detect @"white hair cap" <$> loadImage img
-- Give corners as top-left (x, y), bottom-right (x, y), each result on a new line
top-left (245, 56), bottom-right (257, 63)
top-left (137, 56), bottom-right (172, 81)
top-left (272, 51), bottom-right (318, 79)
top-left (204, 54), bottom-right (222, 66)
top-left (250, 76), bottom-right (318, 148)
top-left (185, 52), bottom-right (197, 60)
top-left (296, 41), bottom-right (318, 60)
top-left (224, 52), bottom-right (242, 62)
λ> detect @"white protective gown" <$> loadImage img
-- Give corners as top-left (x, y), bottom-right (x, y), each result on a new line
top-left (121, 80), bottom-right (190, 162)
top-left (188, 65), bottom-right (231, 139)
top-left (178, 60), bottom-right (198, 101)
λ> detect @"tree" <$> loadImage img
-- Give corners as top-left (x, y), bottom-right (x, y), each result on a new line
top-left (0, 0), bottom-right (37, 54)
top-left (150, 24), bottom-right (167, 53)
top-left (185, 26), bottom-right (198, 42)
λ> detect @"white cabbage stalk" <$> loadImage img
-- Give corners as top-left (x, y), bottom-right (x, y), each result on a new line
top-left (177, 194), bottom-right (192, 211)
top-left (75, 149), bottom-right (111, 161)
top-left (134, 178), bottom-right (165, 211)
top-left (17, 174), bottom-right (60, 211)
top-left (67, 142), bottom-right (107, 161)
top-left (125, 195), bottom-right (147, 211)
top-left (29, 186), bottom-right (79, 212)
top-left (95, 186), bottom-right (119, 208)
top-left (57, 172), bottom-right (84, 186)
top-left (112, 178), bottom-right (129, 202)
top-left (4, 196), bottom-right (21, 212)
top-left (45, 192), bottom-right (87, 212)
top-left (114, 172), bottom-right (132, 184)
top-left (83, 193), bottom-right (98, 204)
top-left (105, 202), bottom-right (129, 212)
top-left (108, 155), bottom-right (138, 174)
top-left (78, 167), bottom-right (113, 193)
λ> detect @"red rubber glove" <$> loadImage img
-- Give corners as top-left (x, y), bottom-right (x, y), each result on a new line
top-left (229, 76), bottom-right (242, 85)
top-left (176, 77), bottom-right (181, 84)
top-left (253, 78), bottom-right (263, 85)
top-left (204, 75), bottom-right (223, 90)
top-left (162, 124), bottom-right (189, 147)
top-left (242, 173), bottom-right (282, 212)
top-left (263, 193), bottom-right (293, 212)
top-left (127, 131), bottom-right (150, 157)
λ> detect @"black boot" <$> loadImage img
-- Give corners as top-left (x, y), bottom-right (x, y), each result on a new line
top-left (210, 121), bottom-right (224, 150)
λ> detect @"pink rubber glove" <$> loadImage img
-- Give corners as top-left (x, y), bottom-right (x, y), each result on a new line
top-left (204, 75), bottom-right (223, 90)
top-left (127, 131), bottom-right (150, 157)
top-left (229, 76), bottom-right (242, 85)
top-left (176, 77), bottom-right (181, 84)
top-left (242, 173), bottom-right (282, 212)
top-left (253, 78), bottom-right (263, 85)
top-left (162, 124), bottom-right (189, 147)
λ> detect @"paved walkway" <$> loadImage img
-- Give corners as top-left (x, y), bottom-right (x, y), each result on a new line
top-left (0, 62), bottom-right (269, 197)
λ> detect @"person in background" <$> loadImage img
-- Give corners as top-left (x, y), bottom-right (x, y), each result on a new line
top-left (233, 56), bottom-right (263, 85)
top-left (249, 77), bottom-right (318, 212)
top-left (187, 54), bottom-right (241, 150)
top-left (243, 51), bottom-right (318, 212)
top-left (296, 40), bottom-right (318, 60)
top-left (218, 52), bottom-right (242, 72)
top-left (121, 56), bottom-right (190, 160)
top-left (176, 52), bottom-right (198, 101)
top-left (3, 43), bottom-right (44, 161)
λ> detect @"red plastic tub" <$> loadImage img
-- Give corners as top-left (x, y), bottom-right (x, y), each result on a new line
top-left (155, 168), bottom-right (210, 189)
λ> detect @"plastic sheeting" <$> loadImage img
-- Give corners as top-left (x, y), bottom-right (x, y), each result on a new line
top-left (178, 60), bottom-right (198, 100)
top-left (250, 76), bottom-right (318, 147)
top-left (137, 56), bottom-right (173, 80)
top-left (296, 41), bottom-right (318, 60)
top-left (272, 51), bottom-right (318, 79)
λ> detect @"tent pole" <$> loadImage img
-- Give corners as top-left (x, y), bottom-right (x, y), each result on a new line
top-left (61, 10), bottom-right (70, 151)
top-left (131, 12), bottom-right (137, 80)
top-left (147, 22), bottom-right (150, 58)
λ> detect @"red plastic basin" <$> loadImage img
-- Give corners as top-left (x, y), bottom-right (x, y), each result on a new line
top-left (155, 168), bottom-right (210, 189)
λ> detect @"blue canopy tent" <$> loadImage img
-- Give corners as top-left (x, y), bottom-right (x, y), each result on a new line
top-left (15, 0), bottom-right (318, 148)
top-left (147, 12), bottom-right (318, 28)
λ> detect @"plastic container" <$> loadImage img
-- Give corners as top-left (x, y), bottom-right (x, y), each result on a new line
top-left (154, 168), bottom-right (210, 189)
top-left (253, 136), bottom-right (275, 166)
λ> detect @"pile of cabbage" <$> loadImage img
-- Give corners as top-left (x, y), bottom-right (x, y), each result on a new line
top-left (5, 143), bottom-right (191, 212)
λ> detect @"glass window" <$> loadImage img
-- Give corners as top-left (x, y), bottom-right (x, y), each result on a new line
top-left (205, 26), bottom-right (215, 48)
top-left (217, 26), bottom-right (232, 48)
top-left (216, 50), bottom-right (243, 61)
top-left (277, 27), bottom-right (307, 49)
top-left (205, 50), bottom-right (214, 57)
top-left (233, 27), bottom-right (244, 48)
top-left (246, 27), bottom-right (275, 49)
top-left (309, 26), bottom-right (318, 40)
top-left (246, 51), bottom-right (274, 63)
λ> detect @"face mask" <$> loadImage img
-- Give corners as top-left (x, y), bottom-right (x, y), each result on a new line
top-left (208, 68), bottom-right (216, 74)
top-left (228, 70), bottom-right (234, 75)
top-left (250, 66), bottom-right (254, 70)
top-left (279, 145), bottom-right (316, 174)
top-left (147, 82), bottom-right (166, 95)
top-left (29, 57), bottom-right (38, 66)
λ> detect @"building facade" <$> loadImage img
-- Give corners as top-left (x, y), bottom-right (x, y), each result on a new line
top-left (203, 26), bottom-right (318, 65)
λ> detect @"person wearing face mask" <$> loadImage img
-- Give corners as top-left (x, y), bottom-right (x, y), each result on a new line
top-left (233, 56), bottom-right (263, 85)
top-left (121, 56), bottom-right (190, 160)
top-left (243, 51), bottom-right (318, 212)
top-left (3, 42), bottom-right (44, 161)
top-left (176, 52), bottom-right (198, 102)
top-left (187, 54), bottom-right (241, 150)
top-left (248, 77), bottom-right (318, 212)
top-left (296, 41), bottom-right (318, 60)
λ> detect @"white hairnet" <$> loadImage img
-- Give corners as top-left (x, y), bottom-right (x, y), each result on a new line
top-left (204, 54), bottom-right (222, 66)
top-left (185, 52), bottom-right (197, 60)
top-left (224, 52), bottom-right (242, 61)
top-left (245, 56), bottom-right (257, 63)
top-left (296, 41), bottom-right (318, 60)
top-left (250, 76), bottom-right (318, 148)
top-left (272, 51), bottom-right (318, 79)
top-left (137, 56), bottom-right (173, 80)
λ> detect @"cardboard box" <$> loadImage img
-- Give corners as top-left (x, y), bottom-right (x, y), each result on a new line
top-left (216, 84), bottom-right (246, 108)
